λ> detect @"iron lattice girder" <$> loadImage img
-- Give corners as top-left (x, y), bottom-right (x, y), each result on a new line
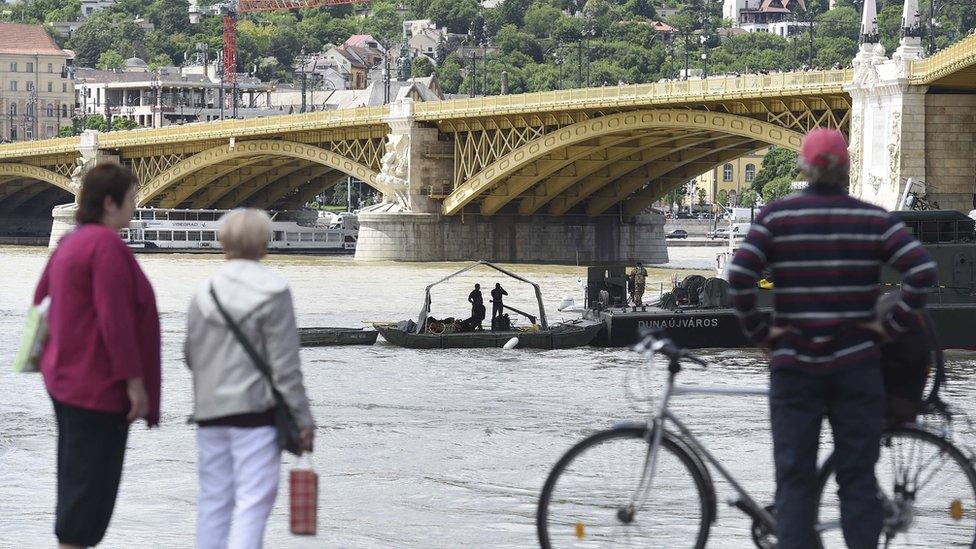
top-left (442, 109), bottom-right (807, 216)
top-left (242, 165), bottom-right (335, 208)
top-left (213, 162), bottom-right (314, 209)
top-left (622, 145), bottom-right (764, 216)
top-left (516, 132), bottom-right (692, 215)
top-left (272, 171), bottom-right (347, 210)
top-left (479, 134), bottom-right (643, 215)
top-left (585, 136), bottom-right (755, 216)
top-left (548, 133), bottom-right (732, 216)
top-left (156, 156), bottom-right (270, 208)
top-left (442, 96), bottom-right (849, 189)
top-left (188, 158), bottom-right (300, 209)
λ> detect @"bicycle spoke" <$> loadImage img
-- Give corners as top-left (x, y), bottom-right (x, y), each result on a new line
top-left (539, 428), bottom-right (710, 548)
top-left (818, 426), bottom-right (976, 548)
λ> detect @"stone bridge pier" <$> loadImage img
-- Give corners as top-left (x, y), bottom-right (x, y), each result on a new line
top-left (848, 0), bottom-right (976, 211)
top-left (354, 99), bottom-right (668, 265)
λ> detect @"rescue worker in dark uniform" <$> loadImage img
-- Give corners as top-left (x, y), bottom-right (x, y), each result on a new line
top-left (729, 129), bottom-right (937, 549)
top-left (490, 283), bottom-right (508, 321)
top-left (632, 261), bottom-right (648, 310)
top-left (468, 284), bottom-right (486, 331)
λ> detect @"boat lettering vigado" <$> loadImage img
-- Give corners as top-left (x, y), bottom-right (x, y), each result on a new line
top-left (118, 208), bottom-right (358, 253)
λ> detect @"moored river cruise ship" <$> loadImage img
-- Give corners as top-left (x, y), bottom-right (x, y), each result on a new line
top-left (119, 208), bottom-right (358, 253)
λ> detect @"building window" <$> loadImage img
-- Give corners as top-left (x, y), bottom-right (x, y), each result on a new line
top-left (25, 128), bottom-right (32, 140)
top-left (26, 62), bottom-right (33, 73)
top-left (9, 62), bottom-right (16, 72)
top-left (26, 104), bottom-right (34, 117)
top-left (723, 163), bottom-right (734, 182)
top-left (47, 82), bottom-right (52, 92)
top-left (26, 81), bottom-right (34, 91)
top-left (62, 83), bottom-right (67, 92)
top-left (61, 104), bottom-right (68, 117)
top-left (47, 63), bottom-right (53, 73)
top-left (10, 127), bottom-right (16, 140)
top-left (745, 164), bottom-right (756, 182)
top-left (46, 104), bottom-right (53, 117)
top-left (9, 103), bottom-right (16, 116)
top-left (46, 125), bottom-right (54, 138)
top-left (9, 81), bottom-right (16, 91)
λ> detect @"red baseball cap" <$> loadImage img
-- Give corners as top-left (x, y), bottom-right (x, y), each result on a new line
top-left (799, 128), bottom-right (849, 171)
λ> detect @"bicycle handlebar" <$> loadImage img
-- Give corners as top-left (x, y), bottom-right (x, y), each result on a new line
top-left (633, 328), bottom-right (707, 369)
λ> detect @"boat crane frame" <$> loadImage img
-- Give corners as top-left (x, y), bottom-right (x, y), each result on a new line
top-left (415, 260), bottom-right (549, 334)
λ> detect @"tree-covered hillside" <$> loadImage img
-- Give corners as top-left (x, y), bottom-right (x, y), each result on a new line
top-left (2, 0), bottom-right (974, 96)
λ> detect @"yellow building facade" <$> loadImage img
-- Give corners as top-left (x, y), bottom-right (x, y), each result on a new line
top-left (689, 147), bottom-right (770, 206)
top-left (0, 24), bottom-right (74, 142)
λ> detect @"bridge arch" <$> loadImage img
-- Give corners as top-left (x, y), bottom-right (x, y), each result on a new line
top-left (137, 139), bottom-right (386, 207)
top-left (442, 109), bottom-right (805, 215)
top-left (0, 163), bottom-right (72, 193)
top-left (0, 165), bottom-right (74, 215)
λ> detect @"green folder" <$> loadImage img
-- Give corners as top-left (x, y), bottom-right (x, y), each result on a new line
top-left (12, 296), bottom-right (50, 373)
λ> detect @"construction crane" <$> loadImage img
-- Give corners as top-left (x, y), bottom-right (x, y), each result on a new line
top-left (189, 0), bottom-right (369, 93)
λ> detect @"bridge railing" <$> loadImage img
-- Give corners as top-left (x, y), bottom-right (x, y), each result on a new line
top-left (911, 33), bottom-right (976, 84)
top-left (415, 69), bottom-right (853, 118)
top-left (0, 136), bottom-right (80, 160)
top-left (98, 105), bottom-right (389, 147)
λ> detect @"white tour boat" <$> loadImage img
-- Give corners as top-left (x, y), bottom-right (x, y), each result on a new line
top-left (120, 208), bottom-right (358, 253)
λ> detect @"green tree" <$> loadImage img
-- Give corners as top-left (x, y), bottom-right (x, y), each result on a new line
top-left (97, 50), bottom-right (126, 70)
top-left (524, 4), bottom-right (564, 39)
top-left (411, 56), bottom-right (435, 78)
top-left (364, 0), bottom-right (403, 42)
top-left (697, 187), bottom-right (707, 209)
top-left (436, 54), bottom-right (463, 94)
top-left (110, 116), bottom-right (140, 131)
top-left (147, 53), bottom-right (173, 70)
top-left (716, 189), bottom-right (729, 207)
top-left (738, 188), bottom-right (760, 208)
top-left (751, 147), bottom-right (799, 194)
top-left (761, 176), bottom-right (795, 203)
top-left (84, 115), bottom-right (108, 132)
top-left (425, 0), bottom-right (481, 34)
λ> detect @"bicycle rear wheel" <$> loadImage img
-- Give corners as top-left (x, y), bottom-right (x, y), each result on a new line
top-left (537, 426), bottom-right (714, 548)
top-left (816, 424), bottom-right (976, 547)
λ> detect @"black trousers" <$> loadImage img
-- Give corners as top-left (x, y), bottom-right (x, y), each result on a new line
top-left (492, 303), bottom-right (503, 319)
top-left (770, 366), bottom-right (885, 549)
top-left (53, 399), bottom-right (129, 547)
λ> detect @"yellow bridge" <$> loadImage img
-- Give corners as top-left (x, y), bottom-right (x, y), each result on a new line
top-left (0, 33), bottom-right (973, 262)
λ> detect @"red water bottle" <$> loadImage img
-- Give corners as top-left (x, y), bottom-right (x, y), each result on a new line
top-left (290, 455), bottom-right (318, 536)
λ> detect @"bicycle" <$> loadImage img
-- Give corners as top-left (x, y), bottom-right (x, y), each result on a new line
top-left (536, 330), bottom-right (976, 548)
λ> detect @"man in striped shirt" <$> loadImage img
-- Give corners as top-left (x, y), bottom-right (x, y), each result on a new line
top-left (729, 129), bottom-right (937, 548)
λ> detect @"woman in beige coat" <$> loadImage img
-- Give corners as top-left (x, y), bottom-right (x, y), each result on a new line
top-left (184, 208), bottom-right (314, 549)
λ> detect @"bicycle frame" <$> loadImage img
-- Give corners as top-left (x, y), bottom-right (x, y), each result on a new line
top-left (628, 365), bottom-right (777, 530)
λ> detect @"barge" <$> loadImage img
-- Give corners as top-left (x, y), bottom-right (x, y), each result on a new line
top-left (584, 211), bottom-right (976, 350)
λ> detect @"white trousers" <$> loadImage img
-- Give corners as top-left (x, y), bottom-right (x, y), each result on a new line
top-left (197, 426), bottom-right (281, 549)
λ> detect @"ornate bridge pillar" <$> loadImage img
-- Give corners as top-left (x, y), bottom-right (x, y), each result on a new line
top-left (373, 98), bottom-right (451, 213)
top-left (49, 130), bottom-right (120, 247)
top-left (846, 0), bottom-right (929, 211)
top-left (846, 46), bottom-right (928, 211)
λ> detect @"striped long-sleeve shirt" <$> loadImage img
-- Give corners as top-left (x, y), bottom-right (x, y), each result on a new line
top-left (728, 186), bottom-right (937, 371)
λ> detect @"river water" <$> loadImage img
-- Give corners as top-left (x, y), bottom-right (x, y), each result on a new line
top-left (1, 246), bottom-right (975, 548)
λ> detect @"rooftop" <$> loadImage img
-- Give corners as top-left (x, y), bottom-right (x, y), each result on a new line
top-left (0, 23), bottom-right (67, 56)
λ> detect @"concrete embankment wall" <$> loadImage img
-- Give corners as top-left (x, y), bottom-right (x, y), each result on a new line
top-left (355, 212), bottom-right (669, 264)
top-left (663, 219), bottom-right (717, 237)
top-left (0, 215), bottom-right (53, 246)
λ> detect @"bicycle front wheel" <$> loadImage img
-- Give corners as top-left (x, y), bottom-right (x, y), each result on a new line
top-left (816, 424), bottom-right (976, 547)
top-left (537, 426), bottom-right (714, 549)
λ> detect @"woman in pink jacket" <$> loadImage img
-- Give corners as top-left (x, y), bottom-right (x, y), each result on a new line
top-left (34, 163), bottom-right (161, 549)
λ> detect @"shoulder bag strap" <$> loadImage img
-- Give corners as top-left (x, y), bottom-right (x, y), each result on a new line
top-left (208, 285), bottom-right (283, 400)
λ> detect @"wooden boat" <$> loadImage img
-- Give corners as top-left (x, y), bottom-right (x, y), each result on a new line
top-left (374, 319), bottom-right (604, 350)
top-left (298, 327), bottom-right (378, 347)
top-left (376, 260), bottom-right (606, 350)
